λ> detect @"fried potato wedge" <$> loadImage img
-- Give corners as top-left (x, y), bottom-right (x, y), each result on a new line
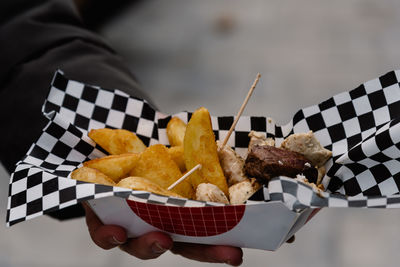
top-left (117, 176), bottom-right (182, 198)
top-left (184, 107), bottom-right (229, 196)
top-left (88, 128), bottom-right (146, 154)
top-left (166, 117), bottom-right (186, 147)
top-left (130, 144), bottom-right (194, 199)
top-left (168, 146), bottom-right (186, 172)
top-left (84, 153), bottom-right (140, 182)
top-left (71, 167), bottom-right (115, 186)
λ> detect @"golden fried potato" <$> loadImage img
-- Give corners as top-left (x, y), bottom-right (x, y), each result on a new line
top-left (84, 153), bottom-right (140, 182)
top-left (184, 107), bottom-right (229, 196)
top-left (88, 128), bottom-right (146, 154)
top-left (129, 144), bottom-right (194, 199)
top-left (71, 167), bottom-right (115, 186)
top-left (166, 117), bottom-right (186, 147)
top-left (168, 146), bottom-right (186, 172)
top-left (117, 176), bottom-right (182, 198)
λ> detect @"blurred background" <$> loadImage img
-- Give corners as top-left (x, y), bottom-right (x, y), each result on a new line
top-left (2, 0), bottom-right (400, 266)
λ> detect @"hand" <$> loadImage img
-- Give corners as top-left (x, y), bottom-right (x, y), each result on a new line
top-left (82, 203), bottom-right (243, 265)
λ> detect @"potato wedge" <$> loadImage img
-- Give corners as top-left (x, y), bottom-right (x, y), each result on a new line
top-left (71, 167), bottom-right (115, 186)
top-left (88, 128), bottom-right (146, 154)
top-left (117, 176), bottom-right (182, 198)
top-left (84, 153), bottom-right (140, 182)
top-left (130, 144), bottom-right (194, 199)
top-left (166, 117), bottom-right (186, 146)
top-left (168, 146), bottom-right (186, 172)
top-left (184, 107), bottom-right (229, 196)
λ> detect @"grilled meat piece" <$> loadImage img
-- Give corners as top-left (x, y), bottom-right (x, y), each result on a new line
top-left (248, 131), bottom-right (275, 154)
top-left (280, 131), bottom-right (332, 168)
top-left (245, 145), bottom-right (318, 183)
top-left (229, 178), bottom-right (261, 205)
top-left (196, 183), bottom-right (229, 204)
top-left (217, 140), bottom-right (247, 186)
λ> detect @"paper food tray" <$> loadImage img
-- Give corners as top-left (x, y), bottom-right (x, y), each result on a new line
top-left (6, 70), bottom-right (400, 250)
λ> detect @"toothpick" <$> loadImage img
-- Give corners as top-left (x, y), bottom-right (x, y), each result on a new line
top-left (168, 164), bottom-right (202, 190)
top-left (219, 73), bottom-right (261, 151)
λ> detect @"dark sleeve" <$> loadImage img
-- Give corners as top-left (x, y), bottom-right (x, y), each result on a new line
top-left (0, 0), bottom-right (152, 220)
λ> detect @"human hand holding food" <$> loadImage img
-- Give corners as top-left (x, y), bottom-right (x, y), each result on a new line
top-left (71, 104), bottom-right (331, 262)
top-left (82, 203), bottom-right (243, 265)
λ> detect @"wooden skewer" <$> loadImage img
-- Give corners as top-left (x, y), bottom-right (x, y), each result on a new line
top-left (218, 73), bottom-right (261, 151)
top-left (167, 164), bottom-right (202, 190)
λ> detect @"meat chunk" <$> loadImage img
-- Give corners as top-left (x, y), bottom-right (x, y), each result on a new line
top-left (195, 183), bottom-right (229, 204)
top-left (217, 141), bottom-right (247, 186)
top-left (248, 131), bottom-right (275, 154)
top-left (245, 145), bottom-right (318, 183)
top-left (229, 178), bottom-right (261, 204)
top-left (280, 131), bottom-right (332, 167)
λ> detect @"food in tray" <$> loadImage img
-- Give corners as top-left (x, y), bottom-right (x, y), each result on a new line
top-left (280, 131), bottom-right (332, 168)
top-left (168, 146), bottom-right (185, 172)
top-left (117, 176), bottom-right (183, 198)
top-left (245, 130), bottom-right (331, 195)
top-left (195, 183), bottom-right (229, 204)
top-left (247, 130), bottom-right (275, 152)
top-left (129, 144), bottom-right (194, 199)
top-left (216, 140), bottom-right (248, 186)
top-left (166, 116), bottom-right (186, 147)
top-left (229, 178), bottom-right (261, 205)
top-left (71, 107), bottom-right (332, 205)
top-left (245, 145), bottom-right (318, 184)
top-left (184, 107), bottom-right (229, 197)
top-left (83, 153), bottom-right (139, 182)
top-left (71, 167), bottom-right (116, 186)
top-left (88, 128), bottom-right (146, 154)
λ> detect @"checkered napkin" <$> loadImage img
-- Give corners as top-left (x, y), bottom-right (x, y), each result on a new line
top-left (6, 70), bottom-right (221, 227)
top-left (6, 69), bottom-right (400, 227)
top-left (267, 70), bottom-right (400, 210)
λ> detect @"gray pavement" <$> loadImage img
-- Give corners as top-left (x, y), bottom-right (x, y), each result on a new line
top-left (2, 0), bottom-right (400, 266)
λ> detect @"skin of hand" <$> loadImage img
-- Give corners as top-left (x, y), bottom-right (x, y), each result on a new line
top-left (82, 203), bottom-right (243, 265)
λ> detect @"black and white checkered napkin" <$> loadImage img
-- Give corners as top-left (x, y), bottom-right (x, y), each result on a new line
top-left (6, 69), bottom-right (400, 226)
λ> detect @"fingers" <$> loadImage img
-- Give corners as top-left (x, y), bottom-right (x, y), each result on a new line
top-left (83, 203), bottom-right (127, 250)
top-left (119, 231), bottom-right (173, 260)
top-left (83, 203), bottom-right (172, 259)
top-left (83, 202), bottom-right (243, 264)
top-left (171, 242), bottom-right (243, 266)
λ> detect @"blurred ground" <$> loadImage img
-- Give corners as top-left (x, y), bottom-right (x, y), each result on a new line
top-left (2, 0), bottom-right (400, 266)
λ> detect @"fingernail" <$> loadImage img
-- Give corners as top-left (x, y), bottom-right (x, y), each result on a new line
top-left (151, 242), bottom-right (168, 254)
top-left (110, 236), bottom-right (125, 245)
